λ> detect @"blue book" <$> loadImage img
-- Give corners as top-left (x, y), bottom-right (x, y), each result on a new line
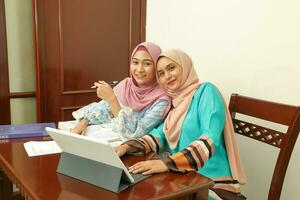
top-left (0, 123), bottom-right (56, 139)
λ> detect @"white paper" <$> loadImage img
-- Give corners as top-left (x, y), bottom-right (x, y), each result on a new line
top-left (85, 126), bottom-right (120, 142)
top-left (58, 121), bottom-right (122, 143)
top-left (24, 141), bottom-right (62, 157)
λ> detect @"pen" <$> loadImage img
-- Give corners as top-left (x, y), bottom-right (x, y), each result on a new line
top-left (91, 81), bottom-right (118, 88)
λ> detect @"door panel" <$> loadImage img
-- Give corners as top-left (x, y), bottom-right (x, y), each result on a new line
top-left (33, 0), bottom-right (146, 122)
top-left (60, 0), bottom-right (129, 91)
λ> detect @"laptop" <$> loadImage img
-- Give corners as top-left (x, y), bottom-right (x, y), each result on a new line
top-left (46, 127), bottom-right (148, 192)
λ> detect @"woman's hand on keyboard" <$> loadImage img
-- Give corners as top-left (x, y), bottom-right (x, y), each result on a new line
top-left (128, 160), bottom-right (168, 175)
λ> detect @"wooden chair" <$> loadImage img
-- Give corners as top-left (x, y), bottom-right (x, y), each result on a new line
top-left (229, 94), bottom-right (300, 200)
top-left (0, 170), bottom-right (24, 200)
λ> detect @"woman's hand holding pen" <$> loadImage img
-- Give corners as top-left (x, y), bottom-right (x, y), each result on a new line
top-left (93, 81), bottom-right (116, 103)
top-left (93, 81), bottom-right (121, 117)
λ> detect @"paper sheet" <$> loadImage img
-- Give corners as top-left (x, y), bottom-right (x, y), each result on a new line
top-left (58, 121), bottom-right (122, 142)
top-left (24, 141), bottom-right (62, 157)
top-left (85, 126), bottom-right (120, 142)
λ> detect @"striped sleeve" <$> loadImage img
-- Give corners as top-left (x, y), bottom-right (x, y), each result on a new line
top-left (122, 134), bottom-right (163, 155)
top-left (162, 135), bottom-right (215, 172)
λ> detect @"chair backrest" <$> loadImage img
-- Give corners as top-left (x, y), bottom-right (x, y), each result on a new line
top-left (229, 93), bottom-right (300, 200)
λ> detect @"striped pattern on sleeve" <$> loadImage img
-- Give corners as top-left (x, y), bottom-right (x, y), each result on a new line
top-left (162, 135), bottom-right (215, 172)
top-left (138, 134), bottom-right (163, 154)
top-left (123, 134), bottom-right (163, 155)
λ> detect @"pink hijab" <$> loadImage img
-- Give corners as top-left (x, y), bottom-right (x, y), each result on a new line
top-left (157, 49), bottom-right (201, 148)
top-left (157, 49), bottom-right (246, 184)
top-left (113, 42), bottom-right (171, 115)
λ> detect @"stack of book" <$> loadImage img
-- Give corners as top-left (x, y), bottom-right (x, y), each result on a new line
top-left (0, 122), bottom-right (56, 140)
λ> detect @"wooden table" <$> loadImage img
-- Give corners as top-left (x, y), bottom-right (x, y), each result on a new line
top-left (0, 138), bottom-right (214, 200)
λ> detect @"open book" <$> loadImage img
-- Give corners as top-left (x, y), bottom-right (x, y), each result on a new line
top-left (58, 121), bottom-right (123, 147)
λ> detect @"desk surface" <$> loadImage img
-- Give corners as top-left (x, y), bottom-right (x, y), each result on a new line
top-left (0, 137), bottom-right (214, 200)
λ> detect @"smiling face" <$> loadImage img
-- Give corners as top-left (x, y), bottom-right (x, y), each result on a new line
top-left (156, 57), bottom-right (183, 92)
top-left (130, 50), bottom-right (156, 87)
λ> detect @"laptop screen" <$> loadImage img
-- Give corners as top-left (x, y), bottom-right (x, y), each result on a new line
top-left (45, 127), bottom-right (134, 183)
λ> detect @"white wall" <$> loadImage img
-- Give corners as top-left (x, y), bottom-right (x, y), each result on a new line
top-left (146, 0), bottom-right (300, 199)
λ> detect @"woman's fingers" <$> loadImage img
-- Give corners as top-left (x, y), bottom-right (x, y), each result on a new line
top-left (129, 161), bottom-right (155, 174)
top-left (114, 145), bottom-right (127, 157)
top-left (142, 169), bottom-right (155, 175)
top-left (97, 80), bottom-right (110, 86)
top-left (129, 160), bottom-right (169, 175)
top-left (99, 80), bottom-right (110, 86)
top-left (115, 148), bottom-right (124, 157)
top-left (94, 82), bottom-right (101, 87)
top-left (93, 81), bottom-right (111, 88)
top-left (129, 161), bottom-right (146, 173)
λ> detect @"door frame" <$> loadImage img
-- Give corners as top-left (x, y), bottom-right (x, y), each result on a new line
top-left (0, 0), bottom-right (10, 124)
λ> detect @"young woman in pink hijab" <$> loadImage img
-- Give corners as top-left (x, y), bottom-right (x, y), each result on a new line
top-left (116, 49), bottom-right (246, 200)
top-left (71, 42), bottom-right (171, 139)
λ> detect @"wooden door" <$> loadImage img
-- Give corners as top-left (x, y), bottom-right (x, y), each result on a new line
top-left (33, 0), bottom-right (146, 123)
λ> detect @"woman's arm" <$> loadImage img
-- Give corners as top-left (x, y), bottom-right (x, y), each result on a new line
top-left (71, 100), bottom-right (114, 134)
top-left (116, 132), bottom-right (169, 175)
top-left (72, 101), bottom-right (113, 125)
top-left (116, 121), bottom-right (167, 156)
top-left (126, 135), bottom-right (215, 175)
top-left (162, 135), bottom-right (215, 172)
top-left (70, 118), bottom-right (89, 134)
top-left (106, 94), bottom-right (121, 117)
top-left (94, 81), bottom-right (121, 117)
top-left (113, 100), bottom-right (169, 138)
